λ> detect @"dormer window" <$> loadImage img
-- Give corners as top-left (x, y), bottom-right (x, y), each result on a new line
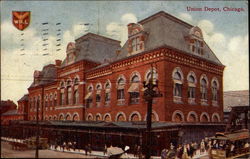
top-left (127, 23), bottom-right (146, 55)
top-left (189, 27), bottom-right (204, 55)
top-left (192, 40), bottom-right (203, 55)
top-left (132, 37), bottom-right (140, 52)
top-left (66, 42), bottom-right (76, 65)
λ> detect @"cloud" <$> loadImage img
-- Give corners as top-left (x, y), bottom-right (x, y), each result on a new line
top-left (198, 20), bottom-right (214, 35)
top-left (121, 13), bottom-right (137, 25)
top-left (106, 13), bottom-right (137, 45)
top-left (178, 13), bottom-right (193, 23)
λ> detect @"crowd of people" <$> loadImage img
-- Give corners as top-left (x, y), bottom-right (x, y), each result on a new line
top-left (161, 138), bottom-right (250, 159)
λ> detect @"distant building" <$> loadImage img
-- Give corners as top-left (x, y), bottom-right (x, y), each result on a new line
top-left (1, 95), bottom-right (28, 125)
top-left (223, 90), bottom-right (249, 122)
top-left (0, 100), bottom-right (17, 115)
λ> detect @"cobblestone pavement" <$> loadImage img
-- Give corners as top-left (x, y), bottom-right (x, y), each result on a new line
top-left (1, 141), bottom-right (104, 158)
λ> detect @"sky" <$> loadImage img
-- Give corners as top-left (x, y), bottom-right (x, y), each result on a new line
top-left (1, 1), bottom-right (249, 104)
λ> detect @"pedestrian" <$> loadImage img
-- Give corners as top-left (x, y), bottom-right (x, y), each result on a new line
top-left (200, 139), bottom-right (205, 154)
top-left (161, 147), bottom-right (168, 159)
top-left (176, 144), bottom-right (183, 159)
top-left (104, 144), bottom-right (107, 155)
top-left (182, 144), bottom-right (189, 159)
top-left (85, 143), bottom-right (92, 155)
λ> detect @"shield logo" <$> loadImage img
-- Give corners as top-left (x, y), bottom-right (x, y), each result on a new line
top-left (12, 11), bottom-right (31, 31)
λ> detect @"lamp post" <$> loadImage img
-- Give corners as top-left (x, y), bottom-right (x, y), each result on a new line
top-left (143, 65), bottom-right (162, 159)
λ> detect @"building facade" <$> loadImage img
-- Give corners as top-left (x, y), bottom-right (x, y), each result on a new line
top-left (23, 11), bottom-right (224, 123)
top-left (1, 96), bottom-right (28, 125)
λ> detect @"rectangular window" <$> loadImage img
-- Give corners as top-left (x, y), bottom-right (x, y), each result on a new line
top-left (188, 87), bottom-right (195, 98)
top-left (132, 38), bottom-right (136, 52)
top-left (201, 87), bottom-right (207, 100)
top-left (129, 92), bottom-right (139, 104)
top-left (96, 94), bottom-right (101, 102)
top-left (174, 84), bottom-right (182, 97)
top-left (117, 89), bottom-right (125, 100)
top-left (86, 98), bottom-right (93, 108)
top-left (105, 92), bottom-right (110, 102)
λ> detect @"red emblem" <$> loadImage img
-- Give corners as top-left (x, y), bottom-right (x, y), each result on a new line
top-left (12, 11), bottom-right (31, 31)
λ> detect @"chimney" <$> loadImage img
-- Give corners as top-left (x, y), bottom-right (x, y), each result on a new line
top-left (55, 60), bottom-right (62, 67)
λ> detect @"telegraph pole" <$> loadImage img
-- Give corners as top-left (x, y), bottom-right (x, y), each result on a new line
top-left (35, 84), bottom-right (44, 158)
top-left (143, 64), bottom-right (162, 159)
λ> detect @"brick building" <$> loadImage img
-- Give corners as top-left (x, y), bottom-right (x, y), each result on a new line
top-left (23, 11), bottom-right (224, 123)
top-left (1, 95), bottom-right (28, 125)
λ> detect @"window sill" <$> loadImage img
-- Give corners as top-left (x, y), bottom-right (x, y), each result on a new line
top-left (105, 101), bottom-right (110, 106)
top-left (188, 98), bottom-right (196, 105)
top-left (117, 99), bottom-right (125, 106)
top-left (173, 96), bottom-right (183, 104)
top-left (129, 98), bottom-right (140, 105)
top-left (96, 102), bottom-right (101, 107)
top-left (212, 101), bottom-right (218, 106)
top-left (200, 99), bottom-right (208, 106)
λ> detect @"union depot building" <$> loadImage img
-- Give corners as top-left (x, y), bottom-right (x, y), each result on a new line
top-left (2, 11), bottom-right (226, 153)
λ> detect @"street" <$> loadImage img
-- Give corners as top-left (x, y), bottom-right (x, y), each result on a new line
top-left (1, 141), bottom-right (104, 158)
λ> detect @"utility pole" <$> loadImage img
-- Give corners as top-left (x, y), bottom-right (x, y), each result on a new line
top-left (35, 84), bottom-right (44, 158)
top-left (143, 64), bottom-right (162, 159)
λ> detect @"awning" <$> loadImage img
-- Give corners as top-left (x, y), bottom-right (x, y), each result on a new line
top-left (96, 90), bottom-right (101, 94)
top-left (117, 85), bottom-right (125, 90)
top-left (84, 92), bottom-right (92, 100)
top-left (105, 88), bottom-right (111, 93)
top-left (188, 83), bottom-right (196, 87)
top-left (173, 80), bottom-right (182, 84)
top-left (128, 83), bottom-right (139, 93)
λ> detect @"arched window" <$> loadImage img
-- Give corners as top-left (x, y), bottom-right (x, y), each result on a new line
top-left (117, 114), bottom-right (126, 121)
top-left (33, 97), bottom-right (36, 109)
top-left (117, 78), bottom-right (125, 104)
top-left (66, 81), bottom-right (72, 105)
top-left (96, 114), bottom-right (102, 121)
top-left (188, 75), bottom-right (195, 98)
top-left (73, 77), bottom-right (79, 105)
top-left (212, 81), bottom-right (218, 101)
top-left (201, 78), bottom-right (208, 100)
top-left (65, 114), bottom-right (71, 120)
top-left (172, 110), bottom-right (184, 122)
top-left (49, 94), bottom-right (53, 106)
top-left (73, 90), bottom-right (79, 105)
top-left (96, 84), bottom-right (102, 107)
top-left (105, 82), bottom-right (111, 106)
top-left (128, 75), bottom-right (140, 104)
top-left (60, 81), bottom-right (65, 105)
top-left (59, 114), bottom-right (64, 121)
top-left (54, 93), bottom-right (57, 106)
top-left (37, 96), bottom-right (40, 110)
top-left (72, 113), bottom-right (79, 121)
top-left (74, 77), bottom-right (79, 85)
top-left (173, 72), bottom-right (182, 97)
top-left (45, 95), bottom-right (48, 108)
top-left (131, 114), bottom-right (139, 121)
top-left (85, 86), bottom-right (93, 108)
top-left (104, 114), bottom-right (111, 122)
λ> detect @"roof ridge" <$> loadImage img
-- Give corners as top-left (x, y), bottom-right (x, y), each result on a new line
top-left (138, 11), bottom-right (193, 28)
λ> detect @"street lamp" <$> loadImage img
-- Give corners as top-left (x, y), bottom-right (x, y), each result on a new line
top-left (143, 65), bottom-right (162, 159)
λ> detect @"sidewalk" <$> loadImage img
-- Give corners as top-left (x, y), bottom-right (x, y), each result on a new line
top-left (49, 146), bottom-right (161, 159)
